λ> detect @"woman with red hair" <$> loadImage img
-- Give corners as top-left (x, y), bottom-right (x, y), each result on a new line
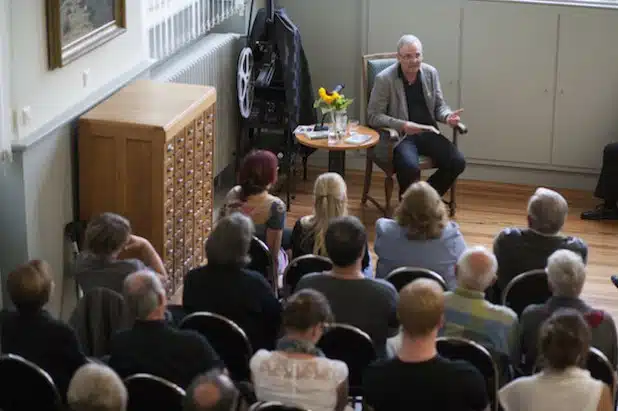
top-left (219, 150), bottom-right (288, 277)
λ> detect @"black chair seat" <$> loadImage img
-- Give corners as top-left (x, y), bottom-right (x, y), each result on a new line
top-left (0, 354), bottom-right (62, 411)
top-left (180, 312), bottom-right (253, 382)
top-left (587, 347), bottom-right (616, 390)
top-left (125, 373), bottom-right (185, 411)
top-left (317, 324), bottom-right (376, 398)
top-left (385, 267), bottom-right (447, 292)
top-left (283, 254), bottom-right (332, 294)
top-left (502, 269), bottom-right (551, 317)
top-left (437, 337), bottom-right (499, 411)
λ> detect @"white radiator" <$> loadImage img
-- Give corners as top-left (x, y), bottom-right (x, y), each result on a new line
top-left (152, 33), bottom-right (242, 176)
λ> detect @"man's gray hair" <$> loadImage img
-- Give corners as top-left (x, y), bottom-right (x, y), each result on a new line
top-left (546, 249), bottom-right (586, 298)
top-left (527, 187), bottom-right (569, 235)
top-left (67, 363), bottom-right (127, 411)
top-left (397, 34), bottom-right (422, 53)
top-left (184, 369), bottom-right (240, 411)
top-left (206, 212), bottom-right (254, 267)
top-left (456, 245), bottom-right (498, 291)
top-left (123, 270), bottom-right (165, 320)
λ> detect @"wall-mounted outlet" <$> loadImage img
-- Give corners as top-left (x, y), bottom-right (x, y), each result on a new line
top-left (82, 69), bottom-right (90, 88)
top-left (21, 106), bottom-right (31, 126)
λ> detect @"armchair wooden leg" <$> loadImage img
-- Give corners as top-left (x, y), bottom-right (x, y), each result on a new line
top-left (302, 155), bottom-right (308, 181)
top-left (361, 155), bottom-right (373, 205)
top-left (449, 181), bottom-right (457, 217)
top-left (385, 175), bottom-right (394, 217)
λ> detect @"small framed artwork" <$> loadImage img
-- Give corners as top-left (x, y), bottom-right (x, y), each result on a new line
top-left (46, 0), bottom-right (126, 69)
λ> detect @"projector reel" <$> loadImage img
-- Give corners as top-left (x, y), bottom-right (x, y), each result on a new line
top-left (237, 47), bottom-right (255, 119)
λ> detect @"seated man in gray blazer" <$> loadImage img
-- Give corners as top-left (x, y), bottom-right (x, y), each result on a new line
top-left (367, 34), bottom-right (466, 198)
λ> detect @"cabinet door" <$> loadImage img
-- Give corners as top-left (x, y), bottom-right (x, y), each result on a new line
top-left (460, 1), bottom-right (558, 164)
top-left (551, 8), bottom-right (618, 169)
top-left (367, 0), bottom-right (462, 110)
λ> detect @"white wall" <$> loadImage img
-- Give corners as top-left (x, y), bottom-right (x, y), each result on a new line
top-left (0, 0), bottom-right (14, 155)
top-left (10, 0), bottom-right (148, 139)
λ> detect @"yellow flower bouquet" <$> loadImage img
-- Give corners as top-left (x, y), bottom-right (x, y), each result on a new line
top-left (314, 87), bottom-right (354, 113)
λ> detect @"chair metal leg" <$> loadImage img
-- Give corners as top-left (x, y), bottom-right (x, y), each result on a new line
top-left (449, 181), bottom-right (457, 217)
top-left (384, 175), bottom-right (394, 217)
top-left (302, 155), bottom-right (308, 181)
top-left (361, 155), bottom-right (373, 205)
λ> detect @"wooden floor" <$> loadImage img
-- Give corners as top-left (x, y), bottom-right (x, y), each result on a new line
top-left (285, 168), bottom-right (618, 321)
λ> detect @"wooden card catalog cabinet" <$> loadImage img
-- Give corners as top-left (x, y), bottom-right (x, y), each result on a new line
top-left (78, 80), bottom-right (216, 296)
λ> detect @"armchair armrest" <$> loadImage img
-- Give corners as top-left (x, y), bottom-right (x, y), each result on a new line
top-left (379, 127), bottom-right (400, 142)
top-left (454, 122), bottom-right (468, 135)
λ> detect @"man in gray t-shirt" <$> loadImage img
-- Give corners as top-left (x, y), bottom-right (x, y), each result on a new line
top-left (296, 216), bottom-right (398, 358)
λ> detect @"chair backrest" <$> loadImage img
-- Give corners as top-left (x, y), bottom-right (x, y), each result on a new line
top-left (317, 323), bottom-right (376, 395)
top-left (436, 336), bottom-right (499, 411)
top-left (247, 236), bottom-right (277, 293)
top-left (69, 287), bottom-right (131, 358)
top-left (283, 254), bottom-right (333, 294)
top-left (179, 312), bottom-right (253, 382)
top-left (587, 347), bottom-right (616, 393)
top-left (0, 353), bottom-right (62, 411)
top-left (502, 269), bottom-right (551, 316)
top-left (125, 373), bottom-right (186, 411)
top-left (361, 53), bottom-right (397, 121)
top-left (385, 267), bottom-right (448, 292)
top-left (249, 401), bottom-right (308, 411)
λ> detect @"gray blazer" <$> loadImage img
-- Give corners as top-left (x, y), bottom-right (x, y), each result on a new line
top-left (367, 62), bottom-right (453, 147)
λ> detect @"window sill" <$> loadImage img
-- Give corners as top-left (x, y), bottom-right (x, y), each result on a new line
top-left (472, 0), bottom-right (618, 10)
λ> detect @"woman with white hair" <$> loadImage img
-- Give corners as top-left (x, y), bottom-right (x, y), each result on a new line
top-left (290, 172), bottom-right (372, 277)
top-left (512, 249), bottom-right (617, 374)
top-left (68, 363), bottom-right (127, 411)
top-left (374, 181), bottom-right (466, 288)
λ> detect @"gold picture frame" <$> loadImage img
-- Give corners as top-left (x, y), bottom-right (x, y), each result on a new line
top-left (46, 0), bottom-right (126, 69)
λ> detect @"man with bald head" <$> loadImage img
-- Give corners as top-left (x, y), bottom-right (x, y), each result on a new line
top-left (108, 270), bottom-right (223, 388)
top-left (184, 370), bottom-right (246, 411)
top-left (441, 246), bottom-right (517, 356)
top-left (363, 279), bottom-right (489, 411)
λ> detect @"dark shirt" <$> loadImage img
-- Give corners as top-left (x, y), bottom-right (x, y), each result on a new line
top-left (0, 309), bottom-right (87, 399)
top-left (74, 253), bottom-right (146, 295)
top-left (290, 218), bottom-right (371, 273)
top-left (398, 65), bottom-right (436, 127)
top-left (108, 320), bottom-right (222, 388)
top-left (492, 227), bottom-right (588, 294)
top-left (363, 355), bottom-right (489, 411)
top-left (183, 264), bottom-right (282, 350)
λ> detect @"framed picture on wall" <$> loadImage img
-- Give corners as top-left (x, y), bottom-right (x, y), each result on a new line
top-left (46, 0), bottom-right (126, 69)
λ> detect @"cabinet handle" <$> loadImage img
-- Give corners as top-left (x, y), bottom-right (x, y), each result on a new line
top-left (560, 89), bottom-right (564, 95)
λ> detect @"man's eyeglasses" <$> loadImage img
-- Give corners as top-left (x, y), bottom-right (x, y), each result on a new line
top-left (398, 53), bottom-right (422, 61)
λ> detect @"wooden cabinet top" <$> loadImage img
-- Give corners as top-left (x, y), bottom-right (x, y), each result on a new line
top-left (80, 80), bottom-right (216, 131)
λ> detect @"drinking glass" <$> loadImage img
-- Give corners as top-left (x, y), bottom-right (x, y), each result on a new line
top-left (347, 119), bottom-right (360, 134)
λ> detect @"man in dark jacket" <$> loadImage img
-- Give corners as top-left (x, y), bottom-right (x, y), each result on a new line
top-left (581, 142), bottom-right (618, 220)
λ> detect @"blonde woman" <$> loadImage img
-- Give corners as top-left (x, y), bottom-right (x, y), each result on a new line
top-left (374, 181), bottom-right (466, 288)
top-left (290, 172), bottom-right (372, 277)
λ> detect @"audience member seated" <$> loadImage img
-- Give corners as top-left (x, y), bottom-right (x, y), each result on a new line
top-left (109, 270), bottom-right (223, 388)
top-left (219, 150), bottom-right (289, 276)
top-left (491, 187), bottom-right (587, 302)
top-left (184, 369), bottom-right (249, 411)
top-left (513, 250), bottom-right (617, 374)
top-left (0, 260), bottom-right (87, 399)
top-left (290, 172), bottom-right (372, 278)
top-left (296, 216), bottom-right (398, 358)
top-left (374, 181), bottom-right (466, 288)
top-left (74, 212), bottom-right (167, 294)
top-left (250, 289), bottom-right (350, 411)
top-left (386, 246), bottom-right (517, 358)
top-left (184, 212), bottom-right (282, 350)
top-left (500, 309), bottom-right (613, 411)
top-left (67, 363), bottom-right (127, 411)
top-left (363, 279), bottom-right (489, 411)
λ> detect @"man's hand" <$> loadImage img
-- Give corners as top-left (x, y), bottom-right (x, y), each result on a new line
top-left (446, 108), bottom-right (464, 126)
top-left (403, 122), bottom-right (440, 136)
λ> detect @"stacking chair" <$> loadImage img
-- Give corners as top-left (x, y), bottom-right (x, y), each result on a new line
top-left (502, 269), bottom-right (551, 317)
top-left (587, 347), bottom-right (616, 396)
top-left (180, 312), bottom-right (253, 382)
top-left (249, 401), bottom-right (308, 411)
top-left (317, 323), bottom-right (377, 401)
top-left (248, 236), bottom-right (277, 295)
top-left (125, 373), bottom-right (185, 411)
top-left (282, 254), bottom-right (332, 295)
top-left (360, 53), bottom-right (467, 217)
top-left (436, 336), bottom-right (499, 411)
top-left (0, 354), bottom-right (62, 411)
top-left (384, 266), bottom-right (447, 292)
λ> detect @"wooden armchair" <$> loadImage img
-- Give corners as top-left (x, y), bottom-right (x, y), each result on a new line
top-left (360, 52), bottom-right (467, 217)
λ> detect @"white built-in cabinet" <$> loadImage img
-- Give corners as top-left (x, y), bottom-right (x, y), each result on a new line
top-left (461, 1), bottom-right (618, 170)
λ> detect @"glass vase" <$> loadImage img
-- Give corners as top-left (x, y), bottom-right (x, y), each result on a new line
top-left (332, 110), bottom-right (348, 141)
